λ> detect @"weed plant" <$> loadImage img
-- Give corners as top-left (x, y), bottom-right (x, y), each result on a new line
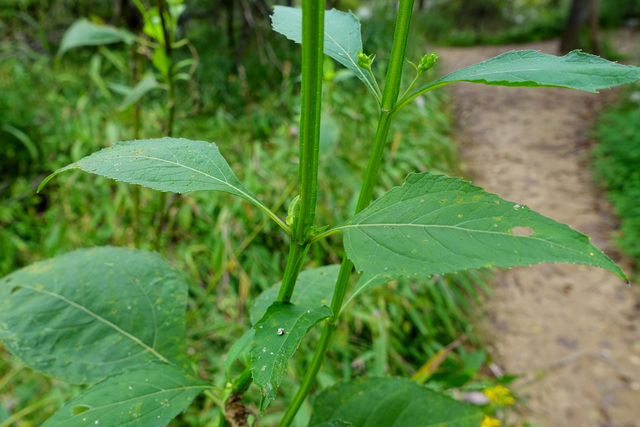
top-left (1, 1), bottom-right (638, 426)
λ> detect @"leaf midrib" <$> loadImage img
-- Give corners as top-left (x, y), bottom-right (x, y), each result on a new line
top-left (21, 285), bottom-right (171, 364)
top-left (340, 222), bottom-right (590, 258)
top-left (91, 153), bottom-right (266, 207)
top-left (324, 31), bottom-right (371, 90)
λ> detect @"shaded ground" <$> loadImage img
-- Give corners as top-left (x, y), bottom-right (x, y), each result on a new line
top-left (438, 38), bottom-right (640, 426)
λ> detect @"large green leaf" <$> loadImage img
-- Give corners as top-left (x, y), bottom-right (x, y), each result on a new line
top-left (42, 362), bottom-right (209, 426)
top-left (0, 247), bottom-right (189, 384)
top-left (39, 137), bottom-right (266, 211)
top-left (308, 377), bottom-right (483, 426)
top-left (338, 172), bottom-right (626, 281)
top-left (58, 19), bottom-right (135, 56)
top-left (397, 50), bottom-right (640, 110)
top-left (250, 265), bottom-right (339, 325)
top-left (251, 302), bottom-right (332, 414)
top-left (271, 7), bottom-right (377, 98)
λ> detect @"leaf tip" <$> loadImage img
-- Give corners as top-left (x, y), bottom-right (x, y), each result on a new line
top-left (37, 174), bottom-right (55, 193)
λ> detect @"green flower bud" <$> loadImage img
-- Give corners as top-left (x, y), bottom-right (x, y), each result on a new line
top-left (356, 50), bottom-right (375, 70)
top-left (418, 52), bottom-right (438, 73)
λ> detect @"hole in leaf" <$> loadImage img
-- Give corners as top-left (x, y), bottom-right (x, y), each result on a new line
top-left (72, 405), bottom-right (91, 415)
top-left (10, 285), bottom-right (22, 294)
top-left (510, 226), bottom-right (535, 236)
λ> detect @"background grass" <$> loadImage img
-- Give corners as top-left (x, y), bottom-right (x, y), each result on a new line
top-left (593, 82), bottom-right (640, 278)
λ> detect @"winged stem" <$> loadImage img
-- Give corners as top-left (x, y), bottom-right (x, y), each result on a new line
top-left (277, 0), bottom-right (325, 303)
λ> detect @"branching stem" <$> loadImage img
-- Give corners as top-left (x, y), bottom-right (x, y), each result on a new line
top-left (278, 1), bottom-right (415, 424)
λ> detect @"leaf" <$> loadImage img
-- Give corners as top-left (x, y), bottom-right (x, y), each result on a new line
top-left (2, 123), bottom-right (38, 159)
top-left (411, 338), bottom-right (463, 385)
top-left (42, 362), bottom-right (209, 427)
top-left (314, 421), bottom-right (354, 427)
top-left (339, 172), bottom-right (626, 281)
top-left (308, 377), bottom-right (483, 426)
top-left (251, 302), bottom-right (332, 414)
top-left (224, 329), bottom-right (255, 380)
top-left (58, 19), bottom-right (135, 57)
top-left (271, 7), bottom-right (377, 97)
top-left (250, 265), bottom-right (339, 325)
top-left (119, 76), bottom-right (162, 110)
top-left (39, 137), bottom-right (264, 208)
top-left (342, 273), bottom-right (392, 309)
top-left (403, 50), bottom-right (640, 107)
top-left (0, 247), bottom-right (189, 384)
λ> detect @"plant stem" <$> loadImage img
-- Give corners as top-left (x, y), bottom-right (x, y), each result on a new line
top-left (277, 0), bottom-right (324, 303)
top-left (292, 0), bottom-right (324, 243)
top-left (231, 367), bottom-right (253, 394)
top-left (278, 322), bottom-right (334, 427)
top-left (155, 0), bottom-right (175, 251)
top-left (397, 71), bottom-right (422, 109)
top-left (367, 67), bottom-right (383, 101)
top-left (277, 242), bottom-right (310, 303)
top-left (278, 1), bottom-right (415, 424)
top-left (130, 43), bottom-right (142, 248)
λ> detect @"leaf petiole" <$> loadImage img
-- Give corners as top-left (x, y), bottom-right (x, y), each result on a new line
top-left (306, 227), bottom-right (341, 244)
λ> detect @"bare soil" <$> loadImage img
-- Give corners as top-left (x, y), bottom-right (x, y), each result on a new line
top-left (438, 38), bottom-right (640, 426)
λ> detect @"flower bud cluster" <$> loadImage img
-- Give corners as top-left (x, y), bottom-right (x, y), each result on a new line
top-left (356, 50), bottom-right (375, 70)
top-left (418, 52), bottom-right (438, 73)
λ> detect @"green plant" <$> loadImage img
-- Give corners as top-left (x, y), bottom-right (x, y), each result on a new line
top-left (57, 0), bottom-right (198, 248)
top-left (2, 1), bottom-right (639, 426)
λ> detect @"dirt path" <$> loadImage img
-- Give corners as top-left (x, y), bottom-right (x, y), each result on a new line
top-left (438, 39), bottom-right (640, 426)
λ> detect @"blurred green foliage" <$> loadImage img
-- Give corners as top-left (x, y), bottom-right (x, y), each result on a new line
top-left (594, 84), bottom-right (640, 276)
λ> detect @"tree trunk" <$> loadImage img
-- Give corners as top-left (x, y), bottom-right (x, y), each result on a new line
top-left (560, 0), bottom-right (601, 54)
top-left (589, 0), bottom-right (602, 56)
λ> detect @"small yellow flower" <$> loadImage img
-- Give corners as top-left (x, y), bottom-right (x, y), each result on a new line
top-left (483, 384), bottom-right (515, 406)
top-left (480, 415), bottom-right (501, 427)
